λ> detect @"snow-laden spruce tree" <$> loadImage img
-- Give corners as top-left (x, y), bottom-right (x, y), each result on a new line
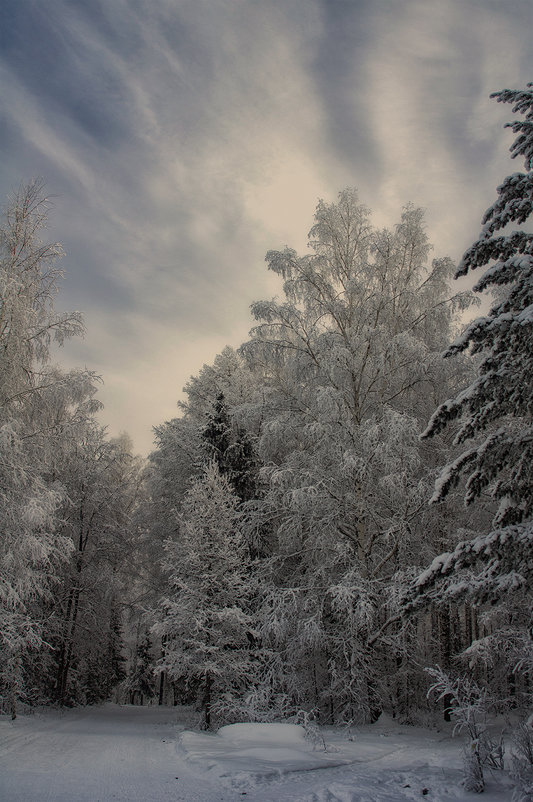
top-left (147, 347), bottom-right (261, 544)
top-left (420, 87), bottom-right (533, 603)
top-left (203, 392), bottom-right (258, 506)
top-left (417, 86), bottom-right (533, 721)
top-left (154, 462), bottom-right (260, 728)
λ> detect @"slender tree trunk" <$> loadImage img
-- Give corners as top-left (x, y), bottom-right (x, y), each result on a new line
top-left (440, 605), bottom-right (453, 722)
top-left (55, 518), bottom-right (86, 705)
top-left (158, 635), bottom-right (166, 705)
top-left (8, 650), bottom-right (21, 720)
top-left (55, 581), bottom-right (81, 703)
top-left (366, 675), bottom-right (382, 723)
top-left (202, 672), bottom-right (212, 730)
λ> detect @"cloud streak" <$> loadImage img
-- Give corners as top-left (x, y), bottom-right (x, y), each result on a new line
top-left (1, 0), bottom-right (532, 452)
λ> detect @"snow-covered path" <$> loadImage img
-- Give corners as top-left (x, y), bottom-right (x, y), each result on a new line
top-left (0, 704), bottom-right (514, 801)
top-left (0, 705), bottom-right (199, 802)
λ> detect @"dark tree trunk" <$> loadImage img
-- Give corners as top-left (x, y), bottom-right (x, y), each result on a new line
top-left (440, 605), bottom-right (453, 722)
top-left (158, 671), bottom-right (165, 706)
top-left (55, 581), bottom-right (81, 704)
top-left (202, 672), bottom-right (212, 730)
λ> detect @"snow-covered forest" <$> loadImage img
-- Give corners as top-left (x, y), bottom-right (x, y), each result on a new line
top-left (1, 85), bottom-right (532, 799)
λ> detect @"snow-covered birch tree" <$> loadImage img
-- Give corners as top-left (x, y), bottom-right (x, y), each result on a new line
top-left (0, 181), bottom-right (142, 713)
top-left (241, 189), bottom-right (476, 721)
top-left (0, 181), bottom-right (101, 716)
top-left (45, 428), bottom-right (143, 705)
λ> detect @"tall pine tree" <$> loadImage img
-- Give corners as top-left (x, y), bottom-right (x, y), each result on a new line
top-left (415, 85), bottom-right (533, 717)
top-left (420, 85), bottom-right (533, 603)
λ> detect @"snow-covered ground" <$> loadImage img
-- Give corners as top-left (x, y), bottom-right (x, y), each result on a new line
top-left (0, 704), bottom-right (515, 801)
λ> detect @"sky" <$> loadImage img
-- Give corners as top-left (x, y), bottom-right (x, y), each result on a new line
top-left (1, 0), bottom-right (532, 455)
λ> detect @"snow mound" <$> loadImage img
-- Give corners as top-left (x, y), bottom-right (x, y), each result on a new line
top-left (179, 721), bottom-right (354, 790)
top-left (218, 721), bottom-right (307, 745)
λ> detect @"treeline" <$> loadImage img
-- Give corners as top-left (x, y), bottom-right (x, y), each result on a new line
top-left (146, 188), bottom-right (526, 729)
top-left (1, 86), bottom-right (531, 792)
top-left (144, 86), bottom-right (532, 750)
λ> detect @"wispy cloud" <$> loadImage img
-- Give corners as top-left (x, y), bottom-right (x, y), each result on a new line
top-left (1, 0), bottom-right (532, 452)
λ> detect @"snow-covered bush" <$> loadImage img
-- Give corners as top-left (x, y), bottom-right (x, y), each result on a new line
top-left (426, 666), bottom-right (504, 792)
top-left (511, 719), bottom-right (533, 802)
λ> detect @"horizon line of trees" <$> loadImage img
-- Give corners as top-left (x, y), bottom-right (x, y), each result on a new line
top-left (1, 84), bottom-right (531, 795)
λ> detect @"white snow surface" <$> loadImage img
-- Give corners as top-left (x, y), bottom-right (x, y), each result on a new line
top-left (0, 703), bottom-right (515, 801)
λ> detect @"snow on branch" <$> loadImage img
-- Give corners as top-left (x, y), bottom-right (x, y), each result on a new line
top-left (408, 521), bottom-right (533, 606)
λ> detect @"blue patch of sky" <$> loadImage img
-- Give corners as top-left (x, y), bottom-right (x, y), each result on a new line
top-left (1, 1), bottom-right (131, 148)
